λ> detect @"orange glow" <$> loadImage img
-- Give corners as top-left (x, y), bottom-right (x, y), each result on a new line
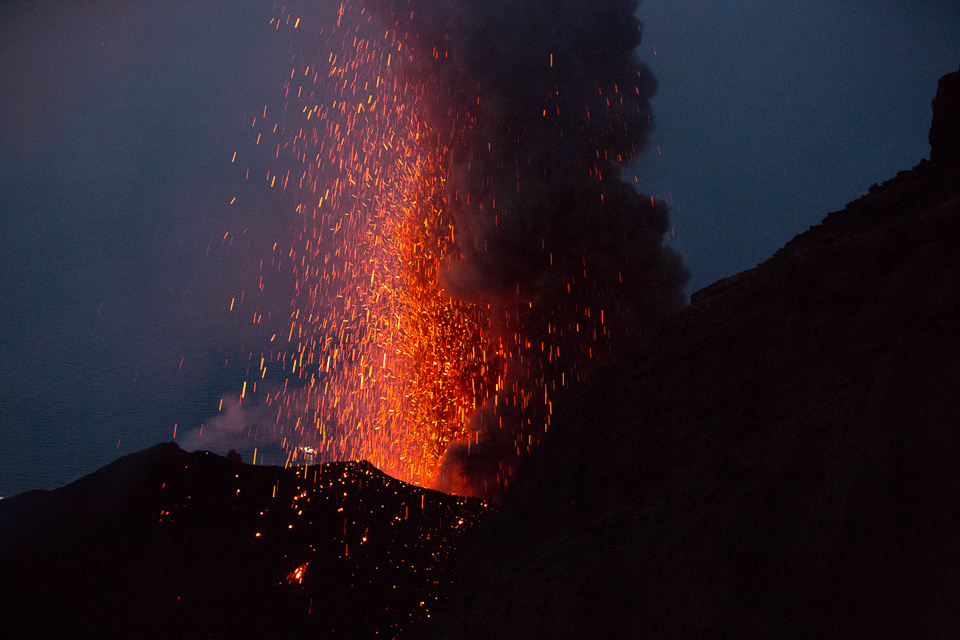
top-left (233, 2), bottom-right (638, 495)
top-left (237, 3), bottom-right (500, 488)
top-left (286, 563), bottom-right (308, 584)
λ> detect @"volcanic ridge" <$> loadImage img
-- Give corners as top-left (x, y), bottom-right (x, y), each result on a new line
top-left (431, 63), bottom-right (960, 638)
top-left (0, 443), bottom-right (490, 638)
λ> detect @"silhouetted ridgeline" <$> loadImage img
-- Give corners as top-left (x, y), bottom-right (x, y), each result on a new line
top-left (423, 65), bottom-right (960, 639)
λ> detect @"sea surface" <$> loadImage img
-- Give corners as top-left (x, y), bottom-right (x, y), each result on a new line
top-left (0, 0), bottom-right (294, 498)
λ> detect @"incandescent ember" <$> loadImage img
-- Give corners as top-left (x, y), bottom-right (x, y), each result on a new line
top-left (234, 0), bottom-right (686, 498)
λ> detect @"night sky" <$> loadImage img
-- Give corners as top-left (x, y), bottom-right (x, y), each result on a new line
top-left (1, 0), bottom-right (958, 498)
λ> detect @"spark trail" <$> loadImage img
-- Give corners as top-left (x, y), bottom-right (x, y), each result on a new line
top-left (233, 0), bottom-right (686, 498)
top-left (238, 2), bottom-right (500, 487)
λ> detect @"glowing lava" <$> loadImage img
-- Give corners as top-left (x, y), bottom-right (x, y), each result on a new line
top-left (239, 3), bottom-right (499, 487)
top-left (229, 0), bottom-right (686, 497)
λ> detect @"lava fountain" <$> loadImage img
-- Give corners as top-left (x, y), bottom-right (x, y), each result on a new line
top-left (241, 0), bottom-right (687, 498)
top-left (242, 2), bottom-right (500, 489)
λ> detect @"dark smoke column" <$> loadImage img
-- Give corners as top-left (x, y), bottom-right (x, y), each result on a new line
top-left (367, 0), bottom-right (689, 497)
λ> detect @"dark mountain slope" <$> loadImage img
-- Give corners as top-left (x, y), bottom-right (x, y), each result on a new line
top-left (0, 443), bottom-right (491, 638)
top-left (437, 66), bottom-right (960, 639)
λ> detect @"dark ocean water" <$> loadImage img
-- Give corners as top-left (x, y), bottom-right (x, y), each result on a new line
top-left (0, 285), bottom-right (300, 498)
top-left (0, 0), bottom-right (297, 498)
top-left (0, 281), bottom-right (252, 497)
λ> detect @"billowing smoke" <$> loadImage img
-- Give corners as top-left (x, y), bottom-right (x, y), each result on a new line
top-left (179, 395), bottom-right (291, 465)
top-left (368, 0), bottom-right (689, 497)
top-left (185, 389), bottom-right (335, 468)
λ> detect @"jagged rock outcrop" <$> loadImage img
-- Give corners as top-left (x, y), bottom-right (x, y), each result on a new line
top-left (930, 63), bottom-right (960, 166)
top-left (429, 69), bottom-right (960, 638)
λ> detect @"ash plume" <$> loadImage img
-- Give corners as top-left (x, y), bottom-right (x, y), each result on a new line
top-left (368, 0), bottom-right (689, 497)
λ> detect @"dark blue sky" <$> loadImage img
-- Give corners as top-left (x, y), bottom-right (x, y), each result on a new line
top-left (635, 1), bottom-right (960, 292)
top-left (1, 0), bottom-right (958, 497)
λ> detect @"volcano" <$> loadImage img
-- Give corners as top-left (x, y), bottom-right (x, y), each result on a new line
top-left (2, 66), bottom-right (958, 639)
